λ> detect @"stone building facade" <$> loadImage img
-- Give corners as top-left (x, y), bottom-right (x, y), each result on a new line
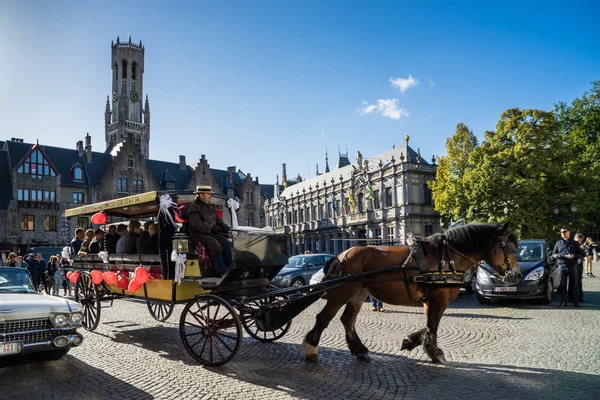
top-left (264, 137), bottom-right (440, 256)
top-left (0, 37), bottom-right (270, 258)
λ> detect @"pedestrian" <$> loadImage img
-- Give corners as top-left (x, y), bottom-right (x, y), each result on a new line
top-left (572, 234), bottom-right (586, 304)
top-left (583, 237), bottom-right (597, 277)
top-left (370, 296), bottom-right (385, 312)
top-left (4, 252), bottom-right (17, 267)
top-left (61, 257), bottom-right (72, 296)
top-left (46, 256), bottom-right (59, 295)
top-left (552, 227), bottom-right (580, 308)
top-left (52, 260), bottom-right (63, 296)
top-left (16, 255), bottom-right (28, 270)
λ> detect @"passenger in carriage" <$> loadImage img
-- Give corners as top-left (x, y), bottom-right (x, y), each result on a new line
top-left (115, 224), bottom-right (128, 254)
top-left (89, 228), bottom-right (106, 254)
top-left (138, 222), bottom-right (159, 254)
top-left (124, 220), bottom-right (142, 254)
top-left (78, 229), bottom-right (95, 256)
top-left (184, 185), bottom-right (232, 276)
top-left (136, 221), bottom-right (153, 254)
top-left (104, 225), bottom-right (119, 253)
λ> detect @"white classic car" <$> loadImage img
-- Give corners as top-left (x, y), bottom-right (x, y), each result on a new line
top-left (0, 267), bottom-right (84, 360)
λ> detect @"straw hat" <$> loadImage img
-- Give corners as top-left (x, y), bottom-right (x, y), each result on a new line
top-left (194, 185), bottom-right (212, 194)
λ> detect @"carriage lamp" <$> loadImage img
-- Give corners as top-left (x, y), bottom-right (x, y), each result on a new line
top-left (173, 232), bottom-right (189, 254)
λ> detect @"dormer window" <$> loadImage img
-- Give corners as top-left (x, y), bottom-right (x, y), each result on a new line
top-left (128, 155), bottom-right (134, 168)
top-left (17, 148), bottom-right (57, 178)
top-left (165, 182), bottom-right (175, 191)
top-left (73, 166), bottom-right (83, 181)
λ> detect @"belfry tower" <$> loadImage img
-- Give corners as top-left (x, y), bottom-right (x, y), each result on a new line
top-left (104, 36), bottom-right (150, 158)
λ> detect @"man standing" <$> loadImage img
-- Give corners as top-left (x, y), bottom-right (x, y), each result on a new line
top-left (552, 227), bottom-right (580, 308)
top-left (70, 228), bottom-right (85, 254)
top-left (184, 185), bottom-right (232, 276)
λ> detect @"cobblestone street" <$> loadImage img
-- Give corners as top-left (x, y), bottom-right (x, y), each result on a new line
top-left (2, 277), bottom-right (600, 399)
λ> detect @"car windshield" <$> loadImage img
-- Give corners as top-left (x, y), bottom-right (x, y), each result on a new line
top-left (0, 269), bottom-right (36, 293)
top-left (286, 255), bottom-right (312, 268)
top-left (515, 243), bottom-right (544, 262)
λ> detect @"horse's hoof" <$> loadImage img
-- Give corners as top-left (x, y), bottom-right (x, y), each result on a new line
top-left (356, 352), bottom-right (371, 362)
top-left (431, 355), bottom-right (448, 365)
top-left (305, 354), bottom-right (319, 363)
top-left (401, 338), bottom-right (415, 351)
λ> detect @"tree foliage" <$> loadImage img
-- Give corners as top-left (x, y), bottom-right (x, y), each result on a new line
top-left (431, 82), bottom-right (600, 239)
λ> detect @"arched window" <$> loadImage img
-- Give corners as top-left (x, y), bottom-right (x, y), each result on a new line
top-left (73, 166), bottom-right (83, 181)
top-left (121, 60), bottom-right (128, 79)
top-left (128, 155), bottom-right (134, 168)
top-left (358, 193), bottom-right (364, 213)
top-left (131, 62), bottom-right (137, 80)
top-left (113, 63), bottom-right (118, 82)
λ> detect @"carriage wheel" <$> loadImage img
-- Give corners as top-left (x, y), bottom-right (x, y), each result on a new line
top-left (241, 296), bottom-right (292, 342)
top-left (179, 294), bottom-right (242, 366)
top-left (147, 300), bottom-right (175, 322)
top-left (75, 272), bottom-right (101, 331)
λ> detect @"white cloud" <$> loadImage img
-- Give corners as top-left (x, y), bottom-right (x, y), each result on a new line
top-left (358, 99), bottom-right (409, 120)
top-left (389, 74), bottom-right (419, 92)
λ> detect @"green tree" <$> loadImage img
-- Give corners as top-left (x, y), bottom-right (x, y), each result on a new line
top-left (430, 122), bottom-right (478, 224)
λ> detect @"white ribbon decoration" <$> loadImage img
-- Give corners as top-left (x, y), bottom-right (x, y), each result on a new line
top-left (171, 250), bottom-right (187, 285)
top-left (227, 198), bottom-right (240, 228)
top-left (97, 251), bottom-right (109, 264)
top-left (159, 194), bottom-right (182, 228)
top-left (61, 247), bottom-right (71, 261)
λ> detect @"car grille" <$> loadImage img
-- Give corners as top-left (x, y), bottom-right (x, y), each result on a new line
top-left (0, 318), bottom-right (76, 345)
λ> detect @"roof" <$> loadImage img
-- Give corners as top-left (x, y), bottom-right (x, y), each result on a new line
top-left (3, 140), bottom-right (112, 187)
top-left (259, 184), bottom-right (275, 200)
top-left (146, 159), bottom-right (191, 191)
top-left (279, 144), bottom-right (431, 198)
top-left (0, 149), bottom-right (12, 207)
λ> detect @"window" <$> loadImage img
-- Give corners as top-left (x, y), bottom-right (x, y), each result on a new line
top-left (287, 212), bottom-right (292, 224)
top-left (424, 224), bottom-right (434, 236)
top-left (77, 217), bottom-right (89, 229)
top-left (133, 179), bottom-right (143, 193)
top-left (131, 62), bottom-right (137, 80)
top-left (73, 166), bottom-right (83, 181)
top-left (121, 60), bottom-right (127, 79)
top-left (128, 156), bottom-right (134, 168)
top-left (247, 215), bottom-right (254, 227)
top-left (358, 193), bottom-right (364, 213)
top-left (17, 148), bottom-right (56, 178)
top-left (121, 81), bottom-right (127, 94)
top-left (387, 226), bottom-right (395, 239)
top-left (43, 191), bottom-right (56, 202)
top-left (21, 215), bottom-right (34, 231)
top-left (165, 182), bottom-right (175, 191)
top-left (312, 205), bottom-right (317, 221)
top-left (246, 191), bottom-right (253, 204)
top-left (44, 216), bottom-right (57, 231)
top-left (373, 190), bottom-right (380, 209)
top-left (385, 187), bottom-right (393, 207)
top-left (73, 192), bottom-right (84, 204)
top-left (117, 178), bottom-right (128, 193)
top-left (30, 190), bottom-right (42, 201)
top-left (320, 204), bottom-right (325, 220)
top-left (424, 184), bottom-right (433, 206)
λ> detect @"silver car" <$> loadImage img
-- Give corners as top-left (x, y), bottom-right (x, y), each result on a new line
top-left (272, 254), bottom-right (334, 288)
top-left (0, 267), bottom-right (84, 360)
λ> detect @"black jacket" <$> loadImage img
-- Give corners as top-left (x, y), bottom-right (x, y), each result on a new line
top-left (105, 233), bottom-right (120, 254)
top-left (552, 238), bottom-right (580, 269)
top-left (183, 198), bottom-right (230, 259)
top-left (124, 232), bottom-right (140, 254)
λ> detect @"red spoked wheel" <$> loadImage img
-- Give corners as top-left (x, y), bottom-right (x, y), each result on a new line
top-left (75, 272), bottom-right (101, 331)
top-left (179, 294), bottom-right (242, 366)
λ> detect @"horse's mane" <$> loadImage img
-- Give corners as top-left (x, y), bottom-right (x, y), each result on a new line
top-left (425, 223), bottom-right (518, 257)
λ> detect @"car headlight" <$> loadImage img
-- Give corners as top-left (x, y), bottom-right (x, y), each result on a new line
top-left (524, 267), bottom-right (544, 281)
top-left (477, 270), bottom-right (490, 284)
top-left (70, 312), bottom-right (83, 325)
top-left (51, 314), bottom-right (69, 327)
top-left (275, 275), bottom-right (283, 280)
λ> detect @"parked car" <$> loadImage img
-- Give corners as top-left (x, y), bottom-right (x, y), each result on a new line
top-left (309, 267), bottom-right (326, 286)
top-left (0, 267), bottom-right (84, 360)
top-left (462, 263), bottom-right (479, 294)
top-left (271, 253), bottom-right (334, 288)
top-left (475, 239), bottom-right (559, 304)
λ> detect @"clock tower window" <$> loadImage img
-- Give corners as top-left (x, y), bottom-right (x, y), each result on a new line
top-left (131, 62), bottom-right (137, 80)
top-left (121, 60), bottom-right (128, 79)
top-left (121, 81), bottom-right (126, 94)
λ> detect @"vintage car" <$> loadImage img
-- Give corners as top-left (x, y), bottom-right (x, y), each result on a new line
top-left (0, 267), bottom-right (84, 360)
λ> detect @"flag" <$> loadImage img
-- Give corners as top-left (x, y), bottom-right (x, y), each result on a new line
top-left (366, 184), bottom-right (375, 200)
top-left (282, 180), bottom-right (287, 189)
top-left (347, 188), bottom-right (355, 212)
top-left (331, 196), bottom-right (337, 216)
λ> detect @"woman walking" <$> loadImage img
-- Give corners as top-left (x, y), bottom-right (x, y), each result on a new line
top-left (52, 259), bottom-right (63, 296)
top-left (584, 237), bottom-right (597, 277)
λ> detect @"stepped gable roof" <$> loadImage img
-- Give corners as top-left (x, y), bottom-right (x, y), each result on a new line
top-left (336, 154), bottom-right (350, 169)
top-left (0, 149), bottom-right (12, 207)
top-left (280, 144), bottom-right (428, 198)
top-left (4, 140), bottom-right (111, 187)
top-left (146, 159), bottom-right (191, 191)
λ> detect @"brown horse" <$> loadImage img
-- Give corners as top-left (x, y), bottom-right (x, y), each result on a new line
top-left (303, 222), bottom-right (521, 364)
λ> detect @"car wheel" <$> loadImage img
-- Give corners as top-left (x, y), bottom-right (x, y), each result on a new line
top-left (541, 278), bottom-right (553, 304)
top-left (291, 277), bottom-right (304, 288)
top-left (476, 293), bottom-right (491, 304)
top-left (37, 349), bottom-right (70, 361)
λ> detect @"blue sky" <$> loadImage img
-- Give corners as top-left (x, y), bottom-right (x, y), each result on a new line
top-left (1, 0), bottom-right (598, 184)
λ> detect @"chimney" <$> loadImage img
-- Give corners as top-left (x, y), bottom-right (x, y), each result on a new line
top-left (179, 155), bottom-right (186, 170)
top-left (282, 163), bottom-right (287, 186)
top-left (226, 166), bottom-right (236, 183)
top-left (76, 140), bottom-right (84, 157)
top-left (85, 133), bottom-right (92, 163)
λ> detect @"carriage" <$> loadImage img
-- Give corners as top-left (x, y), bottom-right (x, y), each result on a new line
top-left (65, 191), bottom-right (521, 366)
top-left (65, 190), bottom-right (327, 366)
